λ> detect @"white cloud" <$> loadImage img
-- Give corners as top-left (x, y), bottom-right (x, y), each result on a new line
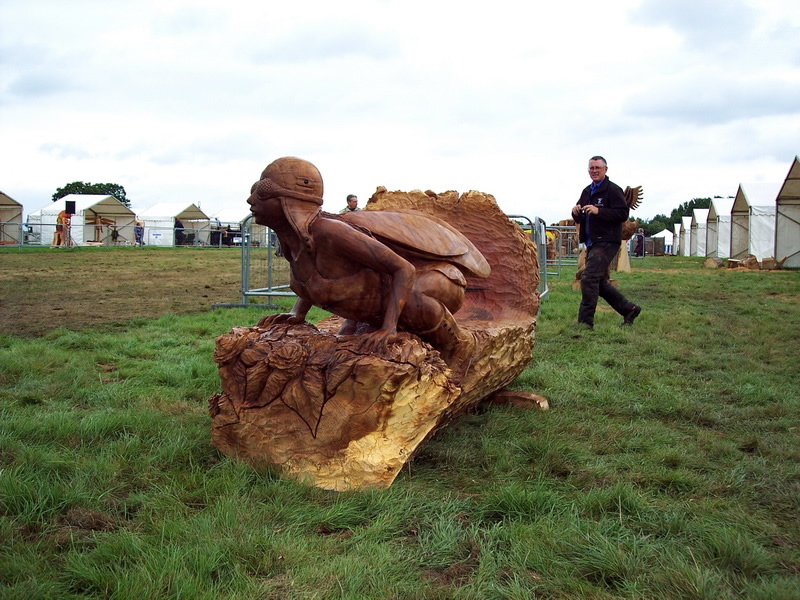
top-left (1, 0), bottom-right (798, 227)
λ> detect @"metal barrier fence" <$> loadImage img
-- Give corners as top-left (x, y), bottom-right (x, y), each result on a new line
top-left (0, 221), bottom-right (24, 251)
top-left (629, 234), bottom-right (664, 258)
top-left (239, 214), bottom-right (550, 309)
top-left (544, 225), bottom-right (579, 278)
top-left (16, 222), bottom-right (247, 248)
top-left (508, 215), bottom-right (548, 303)
top-left (239, 216), bottom-right (291, 308)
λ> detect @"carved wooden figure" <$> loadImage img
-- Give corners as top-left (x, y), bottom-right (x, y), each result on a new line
top-left (209, 157), bottom-right (539, 490)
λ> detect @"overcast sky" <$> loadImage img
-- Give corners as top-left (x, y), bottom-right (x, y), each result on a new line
top-left (2, 0), bottom-right (798, 226)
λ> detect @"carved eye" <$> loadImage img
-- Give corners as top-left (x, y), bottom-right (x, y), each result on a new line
top-left (255, 179), bottom-right (276, 199)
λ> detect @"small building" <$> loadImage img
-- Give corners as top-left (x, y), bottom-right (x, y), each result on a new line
top-left (0, 191), bottom-right (23, 245)
top-left (730, 183), bottom-right (779, 261)
top-left (690, 208), bottom-right (709, 257)
top-left (774, 156), bottom-right (800, 268)
top-left (706, 197), bottom-right (734, 259)
top-left (27, 195), bottom-right (136, 246)
top-left (138, 202), bottom-right (210, 247)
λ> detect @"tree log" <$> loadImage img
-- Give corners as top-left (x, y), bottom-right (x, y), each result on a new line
top-left (209, 189), bottom-right (538, 490)
top-left (703, 257), bottom-right (724, 269)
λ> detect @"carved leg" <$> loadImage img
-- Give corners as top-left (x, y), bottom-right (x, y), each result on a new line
top-left (425, 308), bottom-right (475, 379)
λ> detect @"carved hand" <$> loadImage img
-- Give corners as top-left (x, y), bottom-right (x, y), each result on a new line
top-left (257, 313), bottom-right (307, 328)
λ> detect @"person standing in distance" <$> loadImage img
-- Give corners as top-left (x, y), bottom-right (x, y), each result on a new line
top-left (339, 194), bottom-right (360, 214)
top-left (571, 156), bottom-right (642, 328)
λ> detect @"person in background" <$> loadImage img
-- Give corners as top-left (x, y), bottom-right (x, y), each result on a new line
top-left (339, 194), bottom-right (359, 214)
top-left (634, 228), bottom-right (645, 257)
top-left (174, 218), bottom-right (185, 246)
top-left (571, 156), bottom-right (641, 329)
top-left (133, 219), bottom-right (144, 246)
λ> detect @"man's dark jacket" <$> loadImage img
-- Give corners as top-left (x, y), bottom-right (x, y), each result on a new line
top-left (576, 178), bottom-right (629, 244)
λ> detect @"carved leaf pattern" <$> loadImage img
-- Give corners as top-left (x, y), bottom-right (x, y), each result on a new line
top-left (280, 366), bottom-right (327, 436)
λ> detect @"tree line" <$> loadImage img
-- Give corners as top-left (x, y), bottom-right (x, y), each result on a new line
top-left (52, 182), bottom-right (129, 208)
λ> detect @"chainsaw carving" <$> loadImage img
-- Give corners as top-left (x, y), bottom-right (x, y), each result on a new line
top-left (243, 157), bottom-right (490, 373)
top-left (209, 157), bottom-right (539, 490)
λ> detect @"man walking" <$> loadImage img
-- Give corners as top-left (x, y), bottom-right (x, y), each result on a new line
top-left (571, 156), bottom-right (641, 328)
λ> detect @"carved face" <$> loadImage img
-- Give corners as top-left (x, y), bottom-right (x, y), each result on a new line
top-left (247, 157), bottom-right (324, 228)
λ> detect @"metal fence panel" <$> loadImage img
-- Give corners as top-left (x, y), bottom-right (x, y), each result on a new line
top-left (240, 215), bottom-right (292, 306)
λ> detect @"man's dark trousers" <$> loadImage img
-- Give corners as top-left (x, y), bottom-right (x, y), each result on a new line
top-left (578, 242), bottom-right (635, 326)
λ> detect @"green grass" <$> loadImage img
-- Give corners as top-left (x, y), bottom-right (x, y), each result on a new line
top-left (1, 258), bottom-right (799, 598)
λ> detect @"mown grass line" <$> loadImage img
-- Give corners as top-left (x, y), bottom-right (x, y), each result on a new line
top-left (1, 258), bottom-right (798, 599)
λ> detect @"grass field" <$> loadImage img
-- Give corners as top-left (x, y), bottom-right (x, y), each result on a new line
top-left (1, 249), bottom-right (799, 599)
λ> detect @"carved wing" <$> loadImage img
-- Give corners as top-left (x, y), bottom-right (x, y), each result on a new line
top-left (341, 209), bottom-right (491, 278)
top-left (624, 185), bottom-right (643, 211)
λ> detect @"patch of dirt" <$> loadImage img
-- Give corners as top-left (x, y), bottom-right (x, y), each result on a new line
top-left (60, 506), bottom-right (120, 531)
top-left (49, 506), bottom-right (124, 549)
top-left (0, 248), bottom-right (285, 337)
top-left (423, 543), bottom-right (481, 587)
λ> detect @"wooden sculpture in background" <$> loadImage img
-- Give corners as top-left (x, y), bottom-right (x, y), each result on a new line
top-left (209, 157), bottom-right (539, 491)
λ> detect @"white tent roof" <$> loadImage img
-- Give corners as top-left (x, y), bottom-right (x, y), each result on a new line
top-left (777, 156), bottom-right (800, 201)
top-left (30, 195), bottom-right (135, 218)
top-left (681, 216), bottom-right (692, 229)
top-left (138, 202), bottom-right (209, 221)
top-left (211, 207), bottom-right (250, 224)
top-left (650, 229), bottom-right (672, 244)
top-left (733, 182), bottom-right (782, 213)
top-left (652, 228), bottom-right (673, 243)
top-left (674, 222), bottom-right (681, 235)
top-left (708, 198), bottom-right (734, 221)
top-left (775, 156), bottom-right (800, 267)
top-left (1, 191), bottom-right (22, 209)
top-left (691, 208), bottom-right (709, 227)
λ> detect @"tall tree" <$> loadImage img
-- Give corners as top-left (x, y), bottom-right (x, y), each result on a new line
top-left (52, 182), bottom-right (129, 208)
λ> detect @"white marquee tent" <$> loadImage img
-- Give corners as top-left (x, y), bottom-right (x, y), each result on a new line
top-left (27, 195), bottom-right (135, 246)
top-left (730, 183), bottom-right (779, 261)
top-left (0, 191), bottom-right (23, 245)
top-left (209, 207), bottom-right (254, 246)
top-left (690, 208), bottom-right (709, 257)
top-left (212, 208), bottom-right (273, 246)
top-left (673, 222), bottom-right (681, 255)
top-left (211, 207), bottom-right (249, 227)
top-left (706, 197), bottom-right (734, 259)
top-left (680, 216), bottom-right (692, 257)
top-left (138, 202), bottom-right (210, 247)
top-left (774, 156), bottom-right (800, 268)
top-left (652, 228), bottom-right (674, 254)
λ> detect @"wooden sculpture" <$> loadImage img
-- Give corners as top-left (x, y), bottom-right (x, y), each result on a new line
top-left (209, 157), bottom-right (539, 490)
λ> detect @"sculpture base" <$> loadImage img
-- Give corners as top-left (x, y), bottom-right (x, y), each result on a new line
top-left (209, 315), bottom-right (534, 491)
